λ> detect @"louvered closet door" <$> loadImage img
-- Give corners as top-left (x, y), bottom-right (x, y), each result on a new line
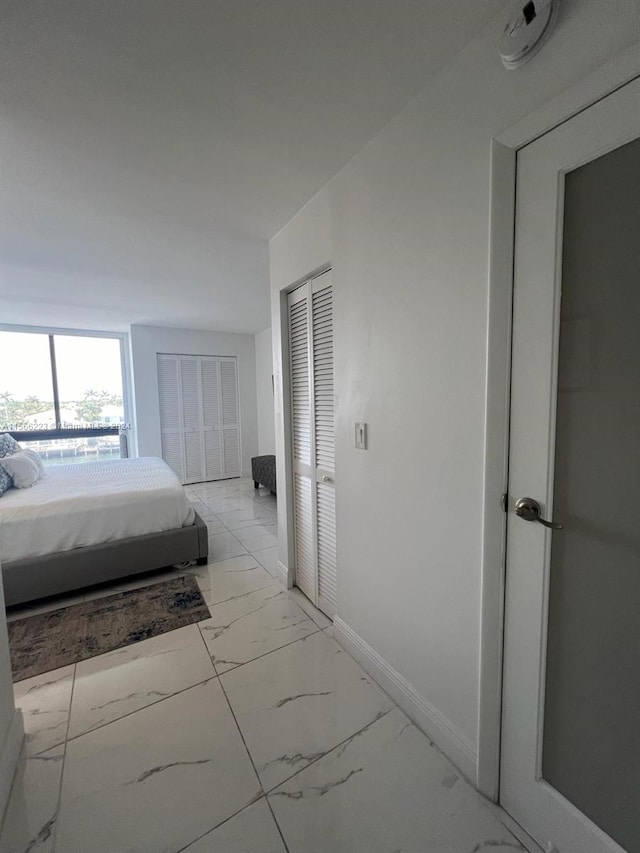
top-left (158, 355), bottom-right (185, 481)
top-left (312, 273), bottom-right (336, 618)
top-left (220, 358), bottom-right (241, 477)
top-left (288, 271), bottom-right (336, 617)
top-left (200, 357), bottom-right (223, 480)
top-left (180, 356), bottom-right (205, 483)
top-left (158, 353), bottom-right (241, 484)
top-left (289, 284), bottom-right (317, 603)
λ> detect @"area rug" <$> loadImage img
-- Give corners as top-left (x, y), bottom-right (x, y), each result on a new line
top-left (8, 575), bottom-right (210, 682)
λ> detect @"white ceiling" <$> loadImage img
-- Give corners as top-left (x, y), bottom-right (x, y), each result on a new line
top-left (1, 0), bottom-right (504, 333)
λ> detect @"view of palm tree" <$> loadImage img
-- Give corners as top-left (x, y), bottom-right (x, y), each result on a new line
top-left (0, 390), bottom-right (124, 431)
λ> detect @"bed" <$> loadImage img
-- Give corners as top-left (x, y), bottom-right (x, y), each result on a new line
top-left (0, 457), bottom-right (208, 606)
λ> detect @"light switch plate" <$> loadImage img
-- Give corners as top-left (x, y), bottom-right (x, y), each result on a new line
top-left (355, 422), bottom-right (367, 450)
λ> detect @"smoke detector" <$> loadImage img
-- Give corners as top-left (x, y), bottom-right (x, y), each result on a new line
top-left (499, 0), bottom-right (557, 70)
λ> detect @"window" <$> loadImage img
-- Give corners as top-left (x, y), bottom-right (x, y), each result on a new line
top-left (0, 329), bottom-right (128, 466)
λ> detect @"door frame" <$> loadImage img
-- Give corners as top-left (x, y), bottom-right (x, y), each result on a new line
top-left (275, 262), bottom-right (333, 592)
top-left (477, 51), bottom-right (640, 803)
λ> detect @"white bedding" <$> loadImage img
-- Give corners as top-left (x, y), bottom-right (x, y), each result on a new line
top-left (0, 457), bottom-right (195, 563)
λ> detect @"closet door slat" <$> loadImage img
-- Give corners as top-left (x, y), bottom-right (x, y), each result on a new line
top-left (294, 473), bottom-right (316, 602)
top-left (313, 283), bottom-right (334, 473)
top-left (289, 296), bottom-right (312, 466)
top-left (316, 481), bottom-right (337, 617)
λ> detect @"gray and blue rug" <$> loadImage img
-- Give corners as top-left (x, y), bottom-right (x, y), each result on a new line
top-left (8, 575), bottom-right (210, 682)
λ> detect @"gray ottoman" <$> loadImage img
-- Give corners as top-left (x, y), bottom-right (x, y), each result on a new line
top-left (251, 455), bottom-right (276, 493)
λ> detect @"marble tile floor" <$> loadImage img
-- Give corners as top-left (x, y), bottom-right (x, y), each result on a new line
top-left (1, 477), bottom-right (527, 853)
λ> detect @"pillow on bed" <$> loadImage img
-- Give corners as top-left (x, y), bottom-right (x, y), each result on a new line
top-left (0, 433), bottom-right (21, 496)
top-left (0, 433), bottom-right (20, 458)
top-left (0, 450), bottom-right (42, 489)
top-left (0, 467), bottom-right (11, 496)
top-left (23, 448), bottom-right (45, 477)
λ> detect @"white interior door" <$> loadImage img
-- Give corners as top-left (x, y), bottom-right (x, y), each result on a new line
top-left (288, 270), bottom-right (336, 617)
top-left (501, 78), bottom-right (640, 853)
top-left (289, 282), bottom-right (317, 604)
top-left (312, 273), bottom-right (336, 618)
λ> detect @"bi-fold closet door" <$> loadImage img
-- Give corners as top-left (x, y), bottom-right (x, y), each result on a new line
top-left (288, 270), bottom-right (336, 618)
top-left (157, 354), bottom-right (241, 485)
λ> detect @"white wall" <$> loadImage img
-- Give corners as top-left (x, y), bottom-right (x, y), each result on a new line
top-left (254, 327), bottom-right (275, 456)
top-left (130, 324), bottom-right (259, 477)
top-left (270, 0), bottom-right (640, 781)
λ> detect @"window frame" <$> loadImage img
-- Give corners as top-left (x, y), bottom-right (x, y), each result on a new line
top-left (0, 324), bottom-right (133, 446)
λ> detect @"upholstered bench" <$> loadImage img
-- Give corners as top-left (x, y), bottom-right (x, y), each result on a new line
top-left (251, 455), bottom-right (277, 493)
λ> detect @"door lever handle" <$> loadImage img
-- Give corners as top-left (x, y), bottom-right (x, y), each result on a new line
top-left (514, 497), bottom-right (563, 530)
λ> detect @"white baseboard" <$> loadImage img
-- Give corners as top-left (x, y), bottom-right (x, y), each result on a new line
top-left (0, 710), bottom-right (24, 824)
top-left (276, 560), bottom-right (294, 589)
top-left (333, 617), bottom-right (478, 783)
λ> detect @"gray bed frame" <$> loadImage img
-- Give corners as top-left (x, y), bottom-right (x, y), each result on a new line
top-left (2, 512), bottom-right (208, 607)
